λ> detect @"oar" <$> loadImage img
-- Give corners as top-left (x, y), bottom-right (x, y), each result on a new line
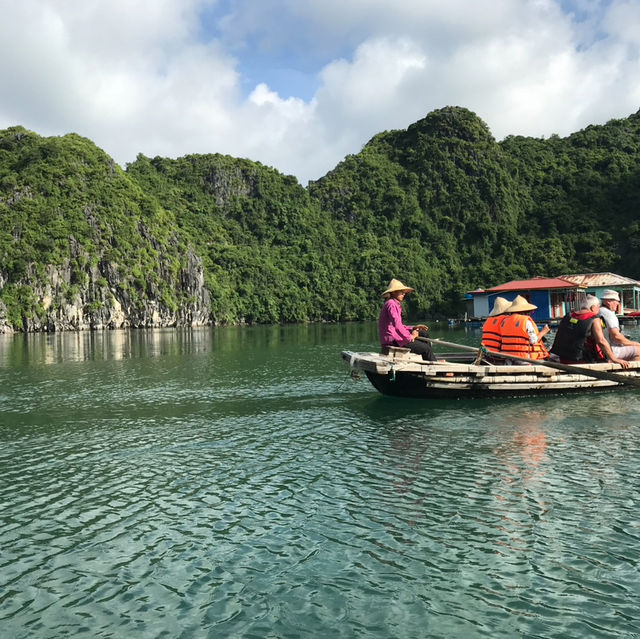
top-left (417, 336), bottom-right (640, 388)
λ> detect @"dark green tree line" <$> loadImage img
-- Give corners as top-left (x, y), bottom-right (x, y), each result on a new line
top-left (1, 105), bottom-right (640, 330)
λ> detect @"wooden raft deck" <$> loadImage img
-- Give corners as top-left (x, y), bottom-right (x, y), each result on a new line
top-left (342, 348), bottom-right (640, 399)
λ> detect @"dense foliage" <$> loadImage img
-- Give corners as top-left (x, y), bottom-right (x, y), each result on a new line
top-left (0, 126), bottom-right (196, 329)
top-left (310, 106), bottom-right (640, 317)
top-left (1, 105), bottom-right (640, 330)
top-left (126, 154), bottom-right (361, 322)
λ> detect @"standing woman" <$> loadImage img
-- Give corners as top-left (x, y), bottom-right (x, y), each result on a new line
top-left (378, 278), bottom-right (436, 361)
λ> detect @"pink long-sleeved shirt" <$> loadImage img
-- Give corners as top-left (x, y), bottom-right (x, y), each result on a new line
top-left (378, 298), bottom-right (413, 347)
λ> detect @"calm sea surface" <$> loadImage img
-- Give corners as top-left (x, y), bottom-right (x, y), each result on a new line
top-left (2, 322), bottom-right (640, 638)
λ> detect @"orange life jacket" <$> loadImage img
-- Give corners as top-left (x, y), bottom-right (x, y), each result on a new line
top-left (499, 314), bottom-right (549, 360)
top-left (481, 315), bottom-right (504, 352)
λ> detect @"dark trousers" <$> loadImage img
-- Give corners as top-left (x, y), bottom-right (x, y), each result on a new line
top-left (383, 330), bottom-right (435, 361)
top-left (408, 339), bottom-right (435, 361)
top-left (407, 329), bottom-right (435, 361)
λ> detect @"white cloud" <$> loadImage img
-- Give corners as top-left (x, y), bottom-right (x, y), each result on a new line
top-left (320, 38), bottom-right (426, 113)
top-left (0, 0), bottom-right (639, 184)
top-left (604, 0), bottom-right (640, 46)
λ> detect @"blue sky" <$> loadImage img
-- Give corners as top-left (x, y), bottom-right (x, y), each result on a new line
top-left (198, 1), bottom-right (324, 100)
top-left (1, 0), bottom-right (639, 184)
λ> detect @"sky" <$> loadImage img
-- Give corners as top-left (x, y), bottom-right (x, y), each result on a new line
top-left (1, 0), bottom-right (639, 185)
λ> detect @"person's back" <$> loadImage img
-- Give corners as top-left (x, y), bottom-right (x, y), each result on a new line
top-left (550, 309), bottom-right (602, 363)
top-left (481, 297), bottom-right (510, 353)
top-left (500, 299), bottom-right (549, 360)
top-left (552, 294), bottom-right (630, 366)
top-left (500, 313), bottom-right (533, 357)
top-left (481, 316), bottom-right (503, 352)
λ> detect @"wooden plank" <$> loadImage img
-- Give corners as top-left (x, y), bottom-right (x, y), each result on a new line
top-left (343, 351), bottom-right (640, 390)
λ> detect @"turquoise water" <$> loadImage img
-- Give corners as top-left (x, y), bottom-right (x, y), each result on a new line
top-left (1, 323), bottom-right (640, 638)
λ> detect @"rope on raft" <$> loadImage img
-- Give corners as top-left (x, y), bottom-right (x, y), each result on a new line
top-left (473, 345), bottom-right (490, 366)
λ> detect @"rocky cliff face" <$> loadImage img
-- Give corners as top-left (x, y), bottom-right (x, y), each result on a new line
top-left (0, 249), bottom-right (211, 334)
top-left (0, 127), bottom-right (219, 333)
top-left (0, 267), bottom-right (15, 332)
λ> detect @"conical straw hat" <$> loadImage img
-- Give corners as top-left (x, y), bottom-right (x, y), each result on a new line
top-left (488, 296), bottom-right (511, 317)
top-left (381, 278), bottom-right (414, 298)
top-left (507, 294), bottom-right (537, 313)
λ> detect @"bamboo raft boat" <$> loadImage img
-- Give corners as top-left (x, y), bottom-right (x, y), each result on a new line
top-left (342, 342), bottom-right (640, 399)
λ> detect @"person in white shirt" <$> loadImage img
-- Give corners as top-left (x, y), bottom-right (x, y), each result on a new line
top-left (598, 289), bottom-right (640, 361)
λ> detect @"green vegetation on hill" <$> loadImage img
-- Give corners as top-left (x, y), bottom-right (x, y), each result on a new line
top-left (1, 105), bottom-right (640, 331)
top-left (310, 106), bottom-right (640, 317)
top-left (0, 126), bottom-right (194, 329)
top-left (126, 154), bottom-right (363, 322)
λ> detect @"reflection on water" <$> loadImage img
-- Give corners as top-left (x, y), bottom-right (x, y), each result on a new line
top-left (495, 409), bottom-right (548, 480)
top-left (0, 322), bottom-right (381, 368)
top-left (1, 324), bottom-right (640, 638)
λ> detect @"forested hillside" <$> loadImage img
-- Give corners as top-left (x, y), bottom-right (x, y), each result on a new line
top-left (309, 107), bottom-right (640, 317)
top-left (1, 106), bottom-right (639, 331)
top-left (126, 154), bottom-right (364, 323)
top-left (0, 127), bottom-right (208, 331)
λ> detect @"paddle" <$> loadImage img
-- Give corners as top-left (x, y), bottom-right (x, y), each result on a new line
top-left (416, 336), bottom-right (640, 388)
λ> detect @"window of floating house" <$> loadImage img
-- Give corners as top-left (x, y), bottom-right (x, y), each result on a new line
top-left (550, 291), bottom-right (565, 318)
top-left (566, 290), bottom-right (587, 313)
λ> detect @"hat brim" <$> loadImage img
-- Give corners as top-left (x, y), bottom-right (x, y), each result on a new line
top-left (509, 303), bottom-right (537, 313)
top-left (381, 278), bottom-right (415, 297)
top-left (381, 287), bottom-right (414, 298)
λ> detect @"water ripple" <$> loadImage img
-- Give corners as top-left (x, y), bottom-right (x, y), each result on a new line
top-left (2, 327), bottom-right (640, 637)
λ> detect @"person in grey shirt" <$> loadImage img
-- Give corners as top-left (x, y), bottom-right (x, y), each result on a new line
top-left (598, 289), bottom-right (640, 361)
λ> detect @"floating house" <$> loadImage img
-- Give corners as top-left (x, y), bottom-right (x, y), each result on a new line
top-left (559, 273), bottom-right (640, 313)
top-left (469, 273), bottom-right (640, 322)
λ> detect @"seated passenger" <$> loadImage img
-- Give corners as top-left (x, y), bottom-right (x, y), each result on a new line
top-left (500, 295), bottom-right (550, 360)
top-left (598, 289), bottom-right (640, 361)
top-left (481, 296), bottom-right (510, 353)
top-left (550, 294), bottom-right (629, 367)
top-left (378, 278), bottom-right (436, 361)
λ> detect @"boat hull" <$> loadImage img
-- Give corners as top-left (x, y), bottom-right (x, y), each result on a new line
top-left (343, 349), bottom-right (640, 399)
top-left (363, 370), bottom-right (623, 399)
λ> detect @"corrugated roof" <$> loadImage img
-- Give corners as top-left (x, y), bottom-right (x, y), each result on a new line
top-left (560, 272), bottom-right (640, 287)
top-left (487, 277), bottom-right (580, 292)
